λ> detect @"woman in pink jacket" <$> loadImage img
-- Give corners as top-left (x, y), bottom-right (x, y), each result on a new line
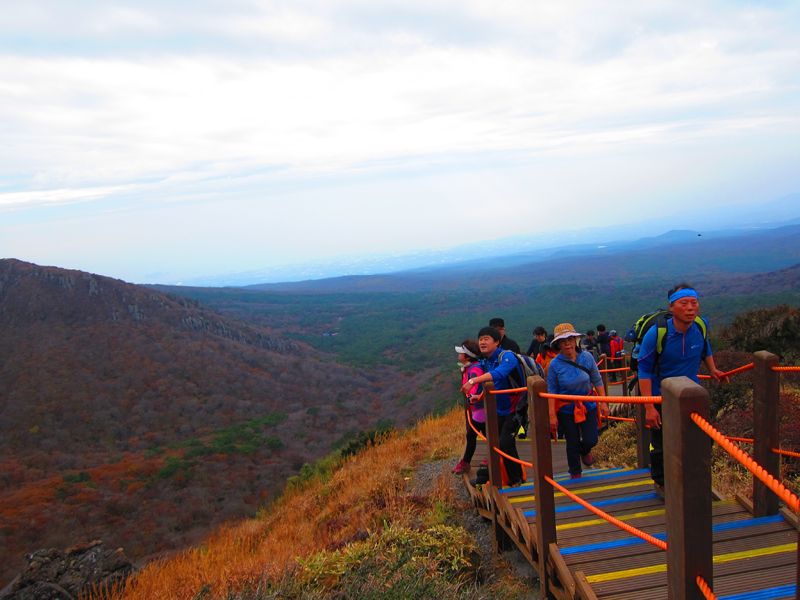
top-left (452, 339), bottom-right (485, 474)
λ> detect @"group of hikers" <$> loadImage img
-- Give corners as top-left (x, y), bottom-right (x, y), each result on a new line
top-left (453, 283), bottom-right (729, 500)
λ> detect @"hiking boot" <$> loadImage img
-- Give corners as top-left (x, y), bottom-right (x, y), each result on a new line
top-left (654, 482), bottom-right (666, 501)
top-left (570, 473), bottom-right (582, 479)
top-left (506, 480), bottom-right (522, 488)
top-left (580, 453), bottom-right (594, 467)
top-left (452, 459), bottom-right (470, 474)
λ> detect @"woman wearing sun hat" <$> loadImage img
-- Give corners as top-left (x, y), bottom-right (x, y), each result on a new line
top-left (452, 339), bottom-right (485, 474)
top-left (547, 323), bottom-right (609, 479)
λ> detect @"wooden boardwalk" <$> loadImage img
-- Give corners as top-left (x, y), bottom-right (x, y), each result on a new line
top-left (464, 439), bottom-right (799, 600)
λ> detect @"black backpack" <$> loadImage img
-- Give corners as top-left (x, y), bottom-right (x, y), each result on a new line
top-left (498, 350), bottom-right (545, 437)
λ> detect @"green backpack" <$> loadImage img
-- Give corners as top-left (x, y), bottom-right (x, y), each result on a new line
top-left (628, 309), bottom-right (708, 373)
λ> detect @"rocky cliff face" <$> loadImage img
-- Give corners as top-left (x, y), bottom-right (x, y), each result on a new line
top-left (0, 541), bottom-right (133, 600)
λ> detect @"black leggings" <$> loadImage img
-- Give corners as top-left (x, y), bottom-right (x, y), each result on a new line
top-left (463, 414), bottom-right (486, 463)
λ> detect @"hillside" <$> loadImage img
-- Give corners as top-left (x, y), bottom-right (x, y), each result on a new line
top-left (0, 259), bottom-right (454, 586)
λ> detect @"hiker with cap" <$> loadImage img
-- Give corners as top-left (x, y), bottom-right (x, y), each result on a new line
top-left (639, 283), bottom-right (728, 500)
top-left (460, 326), bottom-right (524, 487)
top-left (489, 318), bottom-right (521, 354)
top-left (582, 330), bottom-right (598, 361)
top-left (608, 329), bottom-right (625, 383)
top-left (596, 324), bottom-right (611, 365)
top-left (547, 323), bottom-right (609, 479)
top-left (452, 339), bottom-right (485, 475)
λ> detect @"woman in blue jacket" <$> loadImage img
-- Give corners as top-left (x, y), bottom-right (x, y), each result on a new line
top-left (547, 323), bottom-right (609, 479)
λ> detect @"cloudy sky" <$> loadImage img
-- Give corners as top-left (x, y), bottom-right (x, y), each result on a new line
top-left (1, 0), bottom-right (799, 284)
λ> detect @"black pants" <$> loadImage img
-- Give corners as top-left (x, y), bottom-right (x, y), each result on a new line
top-left (557, 408), bottom-right (599, 476)
top-left (650, 402), bottom-right (664, 486)
top-left (498, 414), bottom-right (523, 485)
top-left (463, 415), bottom-right (486, 464)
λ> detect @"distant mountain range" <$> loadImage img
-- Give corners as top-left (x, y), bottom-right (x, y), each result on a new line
top-left (236, 223), bottom-right (800, 294)
top-left (177, 192), bottom-right (800, 287)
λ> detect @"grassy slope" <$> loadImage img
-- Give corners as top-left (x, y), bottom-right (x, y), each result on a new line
top-left (105, 408), bottom-right (534, 600)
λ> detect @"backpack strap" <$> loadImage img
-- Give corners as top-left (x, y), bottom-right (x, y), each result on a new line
top-left (466, 363), bottom-right (483, 381)
top-left (695, 317), bottom-right (709, 359)
top-left (498, 349), bottom-right (525, 388)
top-left (557, 356), bottom-right (592, 375)
top-left (654, 315), bottom-right (710, 375)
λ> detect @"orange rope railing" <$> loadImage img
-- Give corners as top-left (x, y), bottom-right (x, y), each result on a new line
top-left (696, 575), bottom-right (717, 600)
top-left (466, 410), bottom-right (487, 442)
top-left (603, 416), bottom-right (651, 428)
top-left (690, 413), bottom-right (800, 512)
top-left (724, 363), bottom-right (755, 377)
top-left (598, 366), bottom-right (629, 373)
top-left (773, 366), bottom-right (800, 371)
top-left (775, 448), bottom-right (800, 459)
top-left (727, 436), bottom-right (754, 443)
top-left (540, 393), bottom-right (661, 404)
top-left (544, 475), bottom-right (668, 550)
top-left (492, 445), bottom-right (534, 468)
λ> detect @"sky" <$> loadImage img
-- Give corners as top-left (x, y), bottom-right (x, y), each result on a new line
top-left (1, 0), bottom-right (799, 284)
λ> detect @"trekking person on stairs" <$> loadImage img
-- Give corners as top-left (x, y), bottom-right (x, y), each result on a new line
top-left (547, 323), bottom-right (609, 479)
top-left (489, 318), bottom-right (521, 354)
top-left (461, 326), bottom-right (524, 487)
top-left (452, 339), bottom-right (485, 475)
top-left (639, 283), bottom-right (728, 501)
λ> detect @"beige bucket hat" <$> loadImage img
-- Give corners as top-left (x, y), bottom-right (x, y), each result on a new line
top-left (551, 322), bottom-right (584, 343)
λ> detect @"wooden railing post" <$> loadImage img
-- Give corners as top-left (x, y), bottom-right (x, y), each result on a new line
top-left (483, 382), bottom-right (512, 552)
top-left (752, 351), bottom-right (781, 518)
top-left (636, 403), bottom-right (651, 469)
top-left (662, 376), bottom-right (713, 600)
top-left (621, 355), bottom-right (629, 399)
top-left (599, 354), bottom-right (609, 396)
top-left (529, 375), bottom-right (557, 598)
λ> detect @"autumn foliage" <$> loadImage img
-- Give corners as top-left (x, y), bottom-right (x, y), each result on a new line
top-left (0, 260), bottom-right (454, 586)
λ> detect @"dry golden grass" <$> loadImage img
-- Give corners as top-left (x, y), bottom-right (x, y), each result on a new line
top-left (103, 409), bottom-right (464, 600)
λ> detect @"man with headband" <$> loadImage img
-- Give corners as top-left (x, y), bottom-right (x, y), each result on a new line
top-left (638, 283), bottom-right (728, 501)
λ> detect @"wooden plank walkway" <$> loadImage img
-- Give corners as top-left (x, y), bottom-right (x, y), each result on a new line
top-left (463, 438), bottom-right (799, 600)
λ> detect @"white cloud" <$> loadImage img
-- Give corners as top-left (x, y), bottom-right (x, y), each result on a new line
top-left (0, 0), bottom-right (799, 282)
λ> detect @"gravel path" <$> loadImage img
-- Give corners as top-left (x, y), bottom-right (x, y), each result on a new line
top-left (410, 460), bottom-right (543, 599)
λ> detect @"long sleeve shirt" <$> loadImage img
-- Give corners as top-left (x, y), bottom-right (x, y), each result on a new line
top-left (547, 351), bottom-right (602, 414)
top-left (481, 347), bottom-right (519, 416)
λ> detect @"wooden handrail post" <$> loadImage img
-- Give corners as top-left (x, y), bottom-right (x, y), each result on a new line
top-left (599, 354), bottom-right (609, 396)
top-left (483, 382), bottom-right (511, 552)
top-left (529, 375), bottom-right (556, 598)
top-left (621, 355), bottom-right (629, 399)
top-left (636, 403), bottom-right (651, 469)
top-left (753, 351), bottom-right (781, 518)
top-left (662, 376), bottom-right (713, 600)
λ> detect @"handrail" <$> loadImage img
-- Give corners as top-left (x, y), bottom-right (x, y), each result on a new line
top-left (696, 575), bottom-right (717, 600)
top-left (466, 410), bottom-right (487, 442)
top-left (540, 393), bottom-right (661, 403)
top-left (598, 366), bottom-right (629, 373)
top-left (772, 366), bottom-right (800, 371)
top-left (690, 412), bottom-right (800, 512)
